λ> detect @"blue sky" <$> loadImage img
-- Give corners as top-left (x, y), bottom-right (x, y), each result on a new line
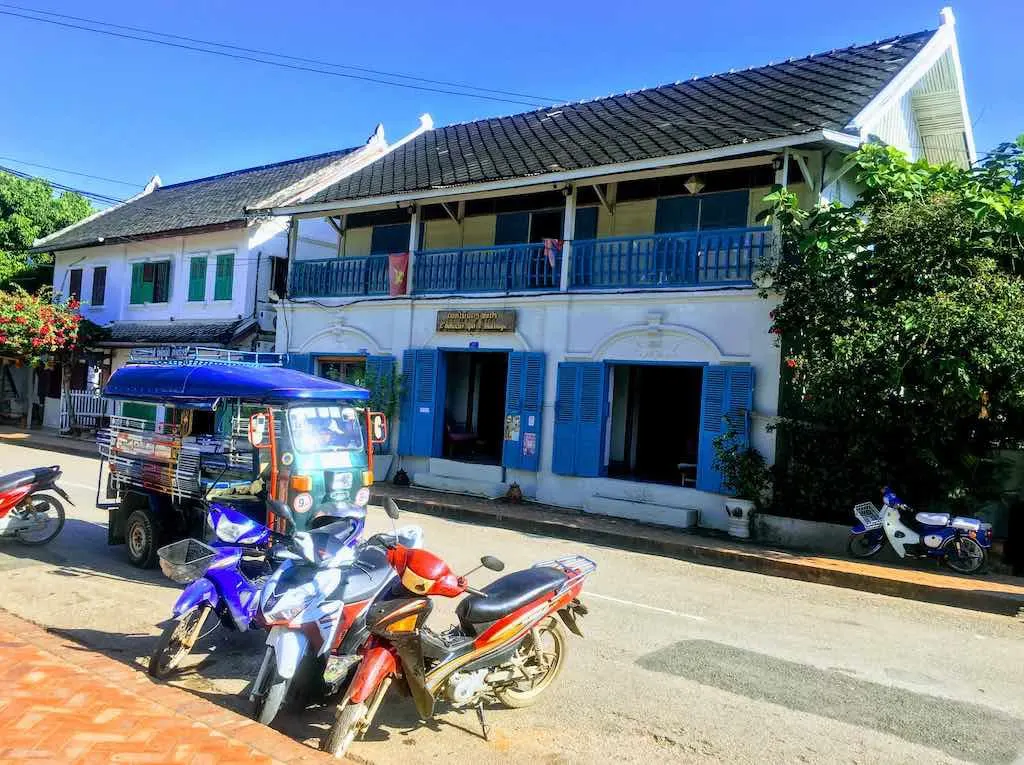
top-left (1, 1), bottom-right (1019, 203)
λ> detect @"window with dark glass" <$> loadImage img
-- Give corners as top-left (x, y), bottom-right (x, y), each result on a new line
top-left (68, 268), bottom-right (83, 299)
top-left (91, 266), bottom-right (106, 306)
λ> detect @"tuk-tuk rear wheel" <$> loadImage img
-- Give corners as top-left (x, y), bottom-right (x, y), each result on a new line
top-left (125, 507), bottom-right (161, 568)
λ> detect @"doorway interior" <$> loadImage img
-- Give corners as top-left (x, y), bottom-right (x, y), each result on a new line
top-left (442, 351), bottom-right (508, 464)
top-left (607, 364), bottom-right (703, 486)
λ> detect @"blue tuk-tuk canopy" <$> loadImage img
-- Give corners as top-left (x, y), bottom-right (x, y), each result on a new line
top-left (103, 363), bottom-right (370, 405)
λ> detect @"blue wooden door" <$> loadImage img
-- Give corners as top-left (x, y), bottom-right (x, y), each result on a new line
top-left (398, 349), bottom-right (445, 457)
top-left (696, 365), bottom-right (755, 493)
top-left (502, 352), bottom-right (545, 471)
top-left (552, 362), bottom-right (607, 476)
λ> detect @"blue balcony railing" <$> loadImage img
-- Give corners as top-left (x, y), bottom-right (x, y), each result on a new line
top-left (289, 255), bottom-right (389, 298)
top-left (569, 226), bottom-right (771, 289)
top-left (413, 242), bottom-right (560, 295)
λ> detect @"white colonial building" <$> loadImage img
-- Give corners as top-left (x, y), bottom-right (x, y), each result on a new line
top-left (33, 122), bottom-right (430, 429)
top-left (258, 9), bottom-right (974, 530)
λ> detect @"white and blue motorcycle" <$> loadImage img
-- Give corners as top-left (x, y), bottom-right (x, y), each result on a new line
top-left (849, 487), bottom-right (992, 574)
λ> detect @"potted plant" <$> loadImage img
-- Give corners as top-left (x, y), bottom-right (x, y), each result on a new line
top-left (712, 430), bottom-right (771, 539)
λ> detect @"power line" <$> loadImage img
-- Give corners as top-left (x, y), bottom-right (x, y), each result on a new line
top-left (0, 2), bottom-right (561, 105)
top-left (0, 165), bottom-right (123, 205)
top-left (0, 7), bottom-right (557, 108)
top-left (0, 155), bottom-right (141, 188)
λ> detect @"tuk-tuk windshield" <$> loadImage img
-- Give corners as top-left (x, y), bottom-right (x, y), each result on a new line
top-left (287, 405), bottom-right (364, 453)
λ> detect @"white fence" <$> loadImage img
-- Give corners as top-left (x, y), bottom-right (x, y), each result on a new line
top-left (60, 388), bottom-right (110, 432)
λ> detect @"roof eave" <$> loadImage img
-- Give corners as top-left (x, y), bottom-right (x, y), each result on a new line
top-left (31, 219), bottom-right (250, 255)
top-left (266, 130), bottom-right (862, 217)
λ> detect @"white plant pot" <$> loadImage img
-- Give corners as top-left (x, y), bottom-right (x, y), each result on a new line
top-left (724, 498), bottom-right (755, 539)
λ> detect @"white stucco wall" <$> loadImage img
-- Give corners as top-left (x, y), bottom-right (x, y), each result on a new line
top-left (278, 288), bottom-right (780, 528)
top-left (51, 221), bottom-right (288, 329)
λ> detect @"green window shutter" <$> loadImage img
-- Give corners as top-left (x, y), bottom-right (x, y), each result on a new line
top-left (214, 253), bottom-right (234, 300)
top-left (130, 263), bottom-right (144, 304)
top-left (188, 257), bottom-right (207, 302)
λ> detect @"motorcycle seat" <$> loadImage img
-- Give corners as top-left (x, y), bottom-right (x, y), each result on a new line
top-left (0, 466), bottom-right (59, 493)
top-left (950, 516), bottom-right (981, 531)
top-left (915, 512), bottom-right (950, 527)
top-left (456, 567), bottom-right (567, 626)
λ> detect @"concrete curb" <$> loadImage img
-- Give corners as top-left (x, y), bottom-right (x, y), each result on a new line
top-left (0, 433), bottom-right (98, 460)
top-left (373, 490), bottom-right (1024, 618)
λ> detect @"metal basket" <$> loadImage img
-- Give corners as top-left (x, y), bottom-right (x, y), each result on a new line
top-left (157, 538), bottom-right (217, 584)
top-left (852, 502), bottom-right (884, 531)
top-left (534, 554), bottom-right (598, 593)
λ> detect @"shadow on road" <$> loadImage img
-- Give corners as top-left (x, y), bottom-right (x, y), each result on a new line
top-left (0, 518), bottom-right (177, 590)
top-left (637, 639), bottom-right (1024, 764)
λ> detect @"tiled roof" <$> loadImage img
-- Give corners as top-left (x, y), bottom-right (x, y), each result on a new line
top-left (97, 319), bottom-right (257, 346)
top-left (308, 29), bottom-right (936, 203)
top-left (36, 148), bottom-right (359, 252)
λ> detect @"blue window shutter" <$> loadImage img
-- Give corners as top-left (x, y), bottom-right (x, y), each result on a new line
top-left (365, 354), bottom-right (396, 449)
top-left (519, 353), bottom-right (545, 472)
top-left (410, 349), bottom-right (444, 457)
top-left (575, 363), bottom-right (608, 477)
top-left (502, 353), bottom-right (525, 469)
top-left (500, 352), bottom-right (545, 471)
top-left (697, 365), bottom-right (755, 494)
top-left (284, 353), bottom-right (313, 374)
top-left (552, 363), bottom-right (579, 475)
top-left (398, 350), bottom-right (416, 455)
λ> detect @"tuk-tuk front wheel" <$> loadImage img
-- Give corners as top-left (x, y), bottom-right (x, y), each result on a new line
top-left (126, 507), bottom-right (161, 568)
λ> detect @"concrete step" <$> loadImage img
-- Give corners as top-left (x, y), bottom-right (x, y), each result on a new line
top-left (428, 458), bottom-right (504, 482)
top-left (584, 495), bottom-right (698, 529)
top-left (413, 471), bottom-right (508, 500)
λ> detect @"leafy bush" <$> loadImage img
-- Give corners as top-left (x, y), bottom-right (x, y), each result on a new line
top-left (760, 138), bottom-right (1024, 520)
top-left (712, 431), bottom-right (772, 508)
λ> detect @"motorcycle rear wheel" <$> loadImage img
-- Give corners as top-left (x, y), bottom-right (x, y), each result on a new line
top-left (322, 701), bottom-right (368, 758)
top-left (848, 532), bottom-right (883, 559)
top-left (14, 494), bottom-right (65, 546)
top-left (943, 536), bottom-right (987, 574)
top-left (495, 617), bottom-right (567, 709)
top-left (148, 604), bottom-right (210, 678)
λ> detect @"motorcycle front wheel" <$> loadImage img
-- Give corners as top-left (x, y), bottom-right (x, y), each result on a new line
top-left (495, 617), bottom-right (567, 709)
top-left (943, 536), bottom-right (987, 574)
top-left (322, 700), bottom-right (369, 758)
top-left (148, 604), bottom-right (210, 678)
top-left (251, 648), bottom-right (291, 726)
top-left (847, 532), bottom-right (884, 559)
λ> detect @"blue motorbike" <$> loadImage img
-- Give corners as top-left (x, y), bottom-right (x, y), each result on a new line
top-left (849, 487), bottom-right (992, 574)
top-left (148, 502), bottom-right (276, 678)
top-left (149, 499), bottom-right (366, 678)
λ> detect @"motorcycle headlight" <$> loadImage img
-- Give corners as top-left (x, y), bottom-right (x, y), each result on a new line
top-left (263, 601), bottom-right (305, 624)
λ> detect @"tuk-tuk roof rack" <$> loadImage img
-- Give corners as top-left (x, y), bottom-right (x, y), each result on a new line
top-left (128, 347), bottom-right (285, 367)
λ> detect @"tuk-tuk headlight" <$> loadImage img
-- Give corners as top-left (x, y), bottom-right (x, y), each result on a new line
top-left (355, 487), bottom-right (370, 506)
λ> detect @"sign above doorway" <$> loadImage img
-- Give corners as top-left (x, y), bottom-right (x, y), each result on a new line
top-left (436, 310), bottom-right (516, 333)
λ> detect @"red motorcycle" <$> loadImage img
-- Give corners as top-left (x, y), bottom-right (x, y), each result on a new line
top-left (321, 539), bottom-right (595, 757)
top-left (0, 466), bottom-right (71, 546)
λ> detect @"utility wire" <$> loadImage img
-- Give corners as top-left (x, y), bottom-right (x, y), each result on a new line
top-left (0, 2), bottom-right (561, 104)
top-left (0, 154), bottom-right (141, 188)
top-left (0, 165), bottom-right (123, 204)
top-left (0, 7), bottom-right (556, 108)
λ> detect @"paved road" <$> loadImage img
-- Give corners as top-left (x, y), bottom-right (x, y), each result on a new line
top-left (1, 444), bottom-right (1022, 764)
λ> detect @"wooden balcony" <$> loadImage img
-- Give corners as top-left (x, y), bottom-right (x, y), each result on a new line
top-left (286, 227), bottom-right (771, 298)
top-left (569, 226), bottom-right (771, 289)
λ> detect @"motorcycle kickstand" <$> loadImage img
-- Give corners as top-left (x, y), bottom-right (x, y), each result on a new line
top-left (475, 701), bottom-right (491, 741)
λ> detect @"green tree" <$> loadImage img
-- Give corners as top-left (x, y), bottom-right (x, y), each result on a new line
top-left (762, 138), bottom-right (1024, 520)
top-left (0, 171), bottom-right (92, 288)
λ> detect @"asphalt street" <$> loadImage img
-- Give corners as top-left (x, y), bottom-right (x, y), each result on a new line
top-left (0, 445), bottom-right (1022, 764)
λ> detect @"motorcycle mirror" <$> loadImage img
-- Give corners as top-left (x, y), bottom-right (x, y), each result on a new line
top-left (384, 498), bottom-right (401, 520)
top-left (481, 555), bottom-right (505, 572)
top-left (267, 498), bottom-right (296, 532)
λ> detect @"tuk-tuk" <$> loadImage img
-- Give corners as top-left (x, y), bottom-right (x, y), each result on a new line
top-left (96, 347), bottom-right (388, 568)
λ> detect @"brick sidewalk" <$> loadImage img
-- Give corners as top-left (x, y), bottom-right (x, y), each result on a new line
top-left (0, 609), bottom-right (336, 765)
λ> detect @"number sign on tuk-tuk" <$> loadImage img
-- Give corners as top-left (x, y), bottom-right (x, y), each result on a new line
top-left (96, 347), bottom-right (387, 568)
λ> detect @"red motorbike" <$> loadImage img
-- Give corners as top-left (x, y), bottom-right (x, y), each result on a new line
top-left (321, 539), bottom-right (595, 757)
top-left (0, 466), bottom-right (71, 546)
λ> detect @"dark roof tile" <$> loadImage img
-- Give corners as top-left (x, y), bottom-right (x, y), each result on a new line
top-left (309, 28), bottom-right (934, 203)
